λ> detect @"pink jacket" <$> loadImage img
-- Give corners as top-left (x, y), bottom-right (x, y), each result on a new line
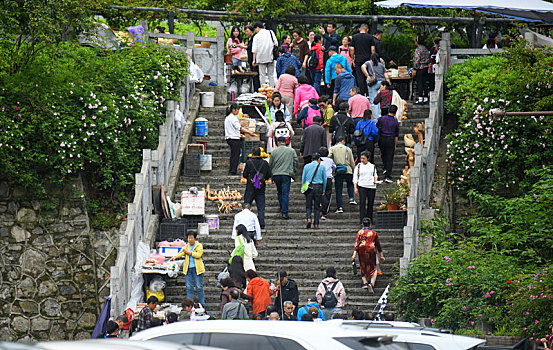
top-left (316, 277), bottom-right (346, 308)
top-left (294, 84), bottom-right (319, 115)
top-left (275, 74), bottom-right (298, 99)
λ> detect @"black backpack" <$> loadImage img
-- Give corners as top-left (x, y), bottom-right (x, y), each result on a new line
top-left (354, 125), bottom-right (369, 147)
top-left (321, 281), bottom-right (339, 308)
top-left (332, 115), bottom-right (347, 145)
top-left (306, 49), bottom-right (319, 70)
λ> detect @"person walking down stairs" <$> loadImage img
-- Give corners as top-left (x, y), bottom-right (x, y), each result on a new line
top-left (352, 217), bottom-right (385, 294)
top-left (301, 153), bottom-right (326, 229)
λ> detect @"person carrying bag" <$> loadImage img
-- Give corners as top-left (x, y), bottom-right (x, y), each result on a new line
top-left (301, 153), bottom-right (327, 229)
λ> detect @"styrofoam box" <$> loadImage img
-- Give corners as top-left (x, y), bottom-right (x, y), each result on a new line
top-left (159, 246), bottom-right (184, 257)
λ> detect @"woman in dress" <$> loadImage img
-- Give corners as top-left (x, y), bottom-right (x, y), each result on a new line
top-left (234, 224), bottom-right (258, 272)
top-left (351, 217), bottom-right (385, 294)
top-left (267, 110), bottom-right (294, 153)
top-left (353, 151), bottom-right (378, 224)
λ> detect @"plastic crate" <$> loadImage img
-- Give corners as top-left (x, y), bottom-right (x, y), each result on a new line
top-left (159, 219), bottom-right (187, 241)
top-left (182, 215), bottom-right (205, 231)
top-left (186, 144), bottom-right (205, 155)
top-left (375, 210), bottom-right (407, 229)
top-left (242, 140), bottom-right (262, 162)
top-left (182, 154), bottom-right (201, 177)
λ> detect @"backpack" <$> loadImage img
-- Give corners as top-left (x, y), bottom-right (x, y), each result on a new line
top-left (354, 122), bottom-right (370, 147)
top-left (321, 281), bottom-right (339, 308)
top-left (306, 106), bottom-right (321, 127)
top-left (306, 49), bottom-right (319, 70)
top-left (248, 160), bottom-right (265, 189)
top-left (274, 123), bottom-right (291, 145)
top-left (332, 115), bottom-right (347, 145)
top-left (228, 236), bottom-right (245, 264)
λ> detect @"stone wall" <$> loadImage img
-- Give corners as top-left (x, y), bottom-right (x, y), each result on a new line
top-left (0, 179), bottom-right (117, 341)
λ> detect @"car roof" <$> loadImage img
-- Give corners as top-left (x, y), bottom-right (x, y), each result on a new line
top-left (328, 320), bottom-right (422, 328)
top-left (36, 339), bottom-right (223, 350)
top-left (0, 342), bottom-right (41, 350)
top-left (131, 320), bottom-right (373, 340)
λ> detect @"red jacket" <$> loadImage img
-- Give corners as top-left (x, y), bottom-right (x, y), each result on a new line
top-left (246, 277), bottom-right (272, 314)
top-left (310, 42), bottom-right (324, 70)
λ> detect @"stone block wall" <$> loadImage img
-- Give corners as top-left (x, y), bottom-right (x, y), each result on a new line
top-left (0, 179), bottom-right (118, 341)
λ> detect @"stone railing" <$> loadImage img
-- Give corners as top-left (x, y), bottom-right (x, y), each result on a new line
top-left (109, 76), bottom-right (198, 317)
top-left (400, 33), bottom-right (450, 275)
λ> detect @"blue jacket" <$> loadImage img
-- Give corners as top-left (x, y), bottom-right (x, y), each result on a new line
top-left (325, 54), bottom-right (351, 84)
top-left (302, 161), bottom-right (327, 190)
top-left (276, 52), bottom-right (302, 78)
top-left (355, 119), bottom-right (379, 141)
top-left (296, 302), bottom-right (326, 321)
top-left (334, 71), bottom-right (355, 102)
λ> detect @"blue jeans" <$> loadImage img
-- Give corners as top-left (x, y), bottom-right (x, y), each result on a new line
top-left (309, 69), bottom-right (322, 94)
top-left (185, 267), bottom-right (205, 305)
top-left (273, 175), bottom-right (291, 216)
top-left (335, 173), bottom-right (354, 209)
top-left (322, 307), bottom-right (342, 320)
top-left (368, 80), bottom-right (383, 120)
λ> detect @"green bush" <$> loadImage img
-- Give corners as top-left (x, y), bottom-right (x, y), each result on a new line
top-left (0, 42), bottom-right (188, 195)
top-left (444, 42), bottom-right (553, 195)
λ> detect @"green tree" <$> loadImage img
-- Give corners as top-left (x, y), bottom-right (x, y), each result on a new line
top-left (0, 0), bottom-right (100, 75)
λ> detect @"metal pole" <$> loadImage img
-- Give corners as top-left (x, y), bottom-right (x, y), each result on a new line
top-left (493, 110), bottom-right (553, 117)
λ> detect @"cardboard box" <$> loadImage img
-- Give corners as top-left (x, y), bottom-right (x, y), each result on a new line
top-left (181, 190), bottom-right (205, 215)
top-left (244, 133), bottom-right (260, 141)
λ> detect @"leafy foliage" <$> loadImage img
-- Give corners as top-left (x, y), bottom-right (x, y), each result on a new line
top-left (390, 169), bottom-right (553, 336)
top-left (445, 42), bottom-right (553, 195)
top-left (0, 42), bottom-right (188, 196)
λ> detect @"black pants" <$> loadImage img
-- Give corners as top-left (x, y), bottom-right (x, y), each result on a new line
top-left (305, 184), bottom-right (323, 226)
top-left (357, 140), bottom-right (375, 164)
top-left (227, 139), bottom-right (242, 174)
top-left (358, 186), bottom-right (376, 224)
top-left (379, 136), bottom-right (395, 178)
top-left (321, 178), bottom-right (333, 215)
top-left (354, 63), bottom-right (368, 96)
top-left (415, 68), bottom-right (429, 98)
top-left (244, 189), bottom-right (266, 229)
top-left (252, 65), bottom-right (261, 92)
top-left (428, 73), bottom-right (435, 92)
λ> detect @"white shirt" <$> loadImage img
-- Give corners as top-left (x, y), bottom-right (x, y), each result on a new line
top-left (320, 157), bottom-right (336, 180)
top-left (252, 29), bottom-right (278, 64)
top-left (353, 162), bottom-right (378, 189)
top-left (232, 209), bottom-right (262, 240)
top-left (225, 113), bottom-right (241, 140)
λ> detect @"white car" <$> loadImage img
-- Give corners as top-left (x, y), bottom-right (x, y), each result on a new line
top-left (129, 320), bottom-right (486, 350)
top-left (329, 319), bottom-right (486, 350)
top-left (35, 339), bottom-right (222, 350)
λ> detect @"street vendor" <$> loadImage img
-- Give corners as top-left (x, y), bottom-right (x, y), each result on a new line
top-left (169, 231), bottom-right (205, 305)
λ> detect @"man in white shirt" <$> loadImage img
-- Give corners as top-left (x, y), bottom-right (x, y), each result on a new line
top-left (252, 22), bottom-right (278, 87)
top-left (232, 203), bottom-right (262, 245)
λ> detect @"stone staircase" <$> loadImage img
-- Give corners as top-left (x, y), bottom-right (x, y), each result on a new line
top-left (164, 103), bottom-right (428, 318)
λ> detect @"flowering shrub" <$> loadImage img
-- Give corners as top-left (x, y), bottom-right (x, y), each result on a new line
top-left (0, 42), bottom-right (188, 194)
top-left (444, 42), bottom-right (553, 195)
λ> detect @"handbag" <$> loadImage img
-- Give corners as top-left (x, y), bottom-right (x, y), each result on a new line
top-left (229, 236), bottom-right (245, 264)
top-left (301, 163), bottom-right (321, 194)
top-left (367, 61), bottom-right (378, 87)
top-left (335, 150), bottom-right (349, 174)
top-left (270, 30), bottom-right (279, 61)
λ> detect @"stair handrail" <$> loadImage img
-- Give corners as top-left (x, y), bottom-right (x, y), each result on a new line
top-left (109, 76), bottom-right (195, 318)
top-left (400, 33), bottom-right (450, 275)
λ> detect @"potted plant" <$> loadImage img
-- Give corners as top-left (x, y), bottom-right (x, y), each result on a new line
top-left (384, 182), bottom-right (409, 210)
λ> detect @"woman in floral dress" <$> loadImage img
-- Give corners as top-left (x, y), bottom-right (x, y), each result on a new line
top-left (352, 217), bottom-right (385, 294)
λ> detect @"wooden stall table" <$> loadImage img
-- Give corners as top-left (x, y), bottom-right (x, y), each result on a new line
top-left (391, 76), bottom-right (412, 101)
top-left (230, 72), bottom-right (259, 96)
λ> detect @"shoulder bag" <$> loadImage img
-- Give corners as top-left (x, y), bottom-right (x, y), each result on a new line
top-left (367, 61), bottom-right (378, 87)
top-left (270, 30), bottom-right (279, 61)
top-left (301, 164), bottom-right (321, 194)
top-left (335, 150), bottom-right (348, 174)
